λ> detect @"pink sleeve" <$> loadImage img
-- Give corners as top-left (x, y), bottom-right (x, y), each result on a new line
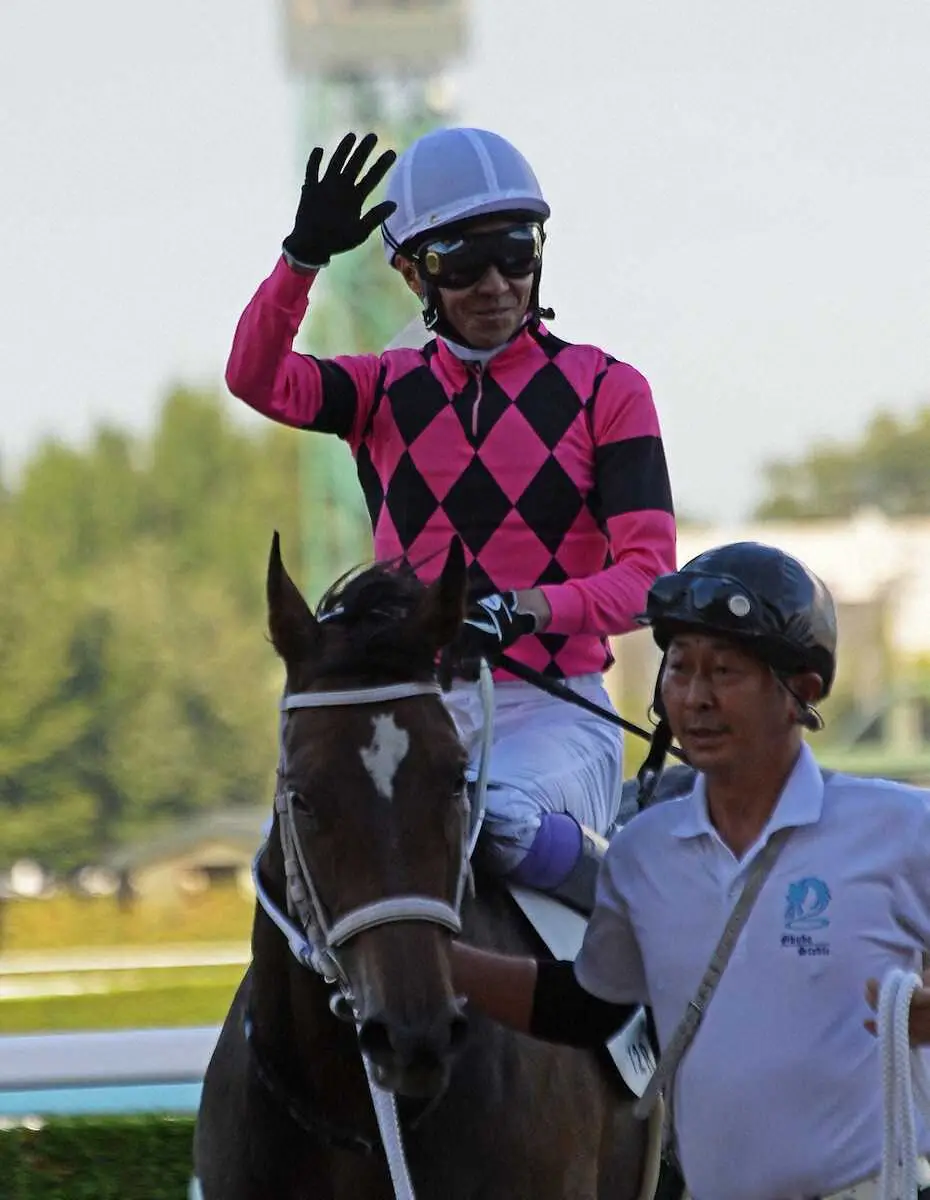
top-left (225, 256), bottom-right (380, 448)
top-left (540, 362), bottom-right (677, 636)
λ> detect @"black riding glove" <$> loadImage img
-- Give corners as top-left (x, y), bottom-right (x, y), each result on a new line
top-left (282, 131), bottom-right (397, 269)
top-left (442, 592), bottom-right (538, 682)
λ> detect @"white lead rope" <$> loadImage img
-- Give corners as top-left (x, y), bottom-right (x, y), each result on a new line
top-left (362, 1053), bottom-right (416, 1200)
top-left (878, 968), bottom-right (930, 1200)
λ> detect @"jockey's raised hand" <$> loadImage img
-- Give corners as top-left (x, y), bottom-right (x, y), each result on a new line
top-left (282, 132), bottom-right (397, 269)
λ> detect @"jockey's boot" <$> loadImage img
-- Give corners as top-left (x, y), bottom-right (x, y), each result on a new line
top-left (547, 829), bottom-right (606, 917)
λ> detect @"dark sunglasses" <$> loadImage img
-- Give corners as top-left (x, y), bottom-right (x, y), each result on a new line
top-left (414, 223), bottom-right (544, 290)
top-left (643, 572), bottom-right (759, 630)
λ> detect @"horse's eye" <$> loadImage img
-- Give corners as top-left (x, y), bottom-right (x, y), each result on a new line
top-left (290, 793), bottom-right (324, 836)
top-left (290, 791), bottom-right (314, 817)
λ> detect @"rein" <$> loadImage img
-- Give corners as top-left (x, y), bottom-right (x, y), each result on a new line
top-left (495, 652), bottom-right (688, 763)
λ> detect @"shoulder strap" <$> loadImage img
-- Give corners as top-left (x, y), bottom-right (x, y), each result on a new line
top-left (633, 824), bottom-right (793, 1122)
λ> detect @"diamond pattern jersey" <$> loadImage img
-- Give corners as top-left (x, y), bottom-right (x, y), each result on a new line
top-left (227, 257), bottom-right (677, 679)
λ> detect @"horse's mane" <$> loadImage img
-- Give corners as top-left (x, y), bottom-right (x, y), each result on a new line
top-left (311, 557), bottom-right (437, 684)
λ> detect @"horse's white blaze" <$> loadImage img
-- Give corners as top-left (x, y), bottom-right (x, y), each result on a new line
top-left (360, 713), bottom-right (410, 801)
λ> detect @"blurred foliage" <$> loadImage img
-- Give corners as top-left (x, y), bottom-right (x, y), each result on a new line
top-left (0, 387), bottom-right (311, 873)
top-left (0, 1116), bottom-right (195, 1200)
top-left (755, 401), bottom-right (930, 518)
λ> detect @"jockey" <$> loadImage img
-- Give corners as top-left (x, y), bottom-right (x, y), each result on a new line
top-left (448, 542), bottom-right (930, 1200)
top-left (225, 128), bottom-right (677, 912)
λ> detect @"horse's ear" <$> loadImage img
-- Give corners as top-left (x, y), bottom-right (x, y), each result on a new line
top-left (266, 532), bottom-right (320, 664)
top-left (413, 536), bottom-right (467, 650)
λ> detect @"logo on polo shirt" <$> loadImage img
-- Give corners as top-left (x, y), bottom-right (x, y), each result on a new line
top-left (784, 877), bottom-right (831, 930)
top-left (781, 877), bottom-right (832, 956)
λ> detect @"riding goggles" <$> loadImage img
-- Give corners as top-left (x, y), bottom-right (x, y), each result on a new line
top-left (414, 223), bottom-right (544, 290)
top-left (640, 571), bottom-right (764, 636)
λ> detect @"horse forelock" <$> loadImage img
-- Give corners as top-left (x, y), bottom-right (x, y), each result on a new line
top-left (316, 556), bottom-right (423, 621)
top-left (310, 558), bottom-right (438, 685)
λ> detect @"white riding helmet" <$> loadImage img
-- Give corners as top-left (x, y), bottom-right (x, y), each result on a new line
top-left (381, 127), bottom-right (550, 264)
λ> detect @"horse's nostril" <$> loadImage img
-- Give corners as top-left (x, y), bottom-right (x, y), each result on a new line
top-left (357, 1017), bottom-right (393, 1063)
top-left (449, 1011), bottom-right (469, 1052)
top-left (358, 1008), bottom-right (469, 1067)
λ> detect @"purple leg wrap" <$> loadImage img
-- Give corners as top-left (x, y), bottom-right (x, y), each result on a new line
top-left (509, 812), bottom-right (582, 889)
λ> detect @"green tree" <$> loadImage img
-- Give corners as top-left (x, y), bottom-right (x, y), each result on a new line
top-left (0, 387), bottom-right (302, 871)
top-left (86, 542), bottom-right (282, 845)
top-left (0, 536), bottom-right (100, 868)
top-left (144, 385), bottom-right (301, 614)
top-left (755, 402), bottom-right (930, 519)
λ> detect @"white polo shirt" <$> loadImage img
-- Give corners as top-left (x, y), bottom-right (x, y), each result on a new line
top-left (574, 743), bottom-right (930, 1200)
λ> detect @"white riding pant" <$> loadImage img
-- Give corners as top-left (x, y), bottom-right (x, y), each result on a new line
top-left (442, 674), bottom-right (624, 875)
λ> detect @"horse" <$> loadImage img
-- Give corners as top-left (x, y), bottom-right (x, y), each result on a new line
top-left (193, 534), bottom-right (654, 1200)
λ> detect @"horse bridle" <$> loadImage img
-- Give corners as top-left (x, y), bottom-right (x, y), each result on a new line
top-left (252, 675), bottom-right (490, 994)
top-left (247, 670), bottom-right (494, 1192)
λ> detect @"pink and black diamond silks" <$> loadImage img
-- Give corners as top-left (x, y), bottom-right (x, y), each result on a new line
top-left (227, 257), bottom-right (677, 680)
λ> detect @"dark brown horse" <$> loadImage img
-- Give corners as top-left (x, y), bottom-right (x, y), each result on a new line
top-left (193, 535), bottom-right (653, 1199)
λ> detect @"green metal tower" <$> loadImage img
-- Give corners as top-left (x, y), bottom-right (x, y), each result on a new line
top-left (275, 0), bottom-right (470, 603)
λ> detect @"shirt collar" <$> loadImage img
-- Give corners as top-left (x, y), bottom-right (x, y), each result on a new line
top-left (438, 336), bottom-right (506, 365)
top-left (671, 742), bottom-right (825, 841)
top-left (436, 318), bottom-right (543, 370)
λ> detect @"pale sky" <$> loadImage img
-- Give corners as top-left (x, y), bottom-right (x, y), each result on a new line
top-left (1, 0), bottom-right (928, 521)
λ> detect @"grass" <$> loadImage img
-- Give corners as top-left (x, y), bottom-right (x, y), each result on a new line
top-left (1, 979), bottom-right (241, 1034)
top-left (0, 890), bottom-right (252, 1034)
top-left (1, 964), bottom-right (245, 1033)
top-left (0, 886), bottom-right (253, 954)
top-left (0, 1115), bottom-right (197, 1199)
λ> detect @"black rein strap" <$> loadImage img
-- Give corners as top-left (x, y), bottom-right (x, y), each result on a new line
top-left (495, 653), bottom-right (687, 763)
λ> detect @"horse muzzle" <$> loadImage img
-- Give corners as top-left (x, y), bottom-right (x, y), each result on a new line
top-left (357, 1001), bottom-right (469, 1099)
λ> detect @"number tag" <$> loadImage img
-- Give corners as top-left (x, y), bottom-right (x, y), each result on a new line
top-left (607, 1005), bottom-right (656, 1098)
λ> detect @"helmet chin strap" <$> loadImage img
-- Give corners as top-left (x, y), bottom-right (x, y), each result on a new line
top-left (635, 653), bottom-right (681, 806)
top-left (776, 674), bottom-right (824, 732)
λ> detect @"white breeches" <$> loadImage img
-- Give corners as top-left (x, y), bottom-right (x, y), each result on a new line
top-left (442, 674), bottom-right (624, 874)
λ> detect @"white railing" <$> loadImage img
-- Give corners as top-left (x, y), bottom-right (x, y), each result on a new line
top-left (0, 1026), bottom-right (220, 1092)
top-left (1, 942), bottom-right (249, 976)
